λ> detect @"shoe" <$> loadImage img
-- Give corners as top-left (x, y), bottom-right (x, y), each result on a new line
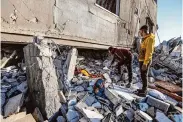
top-left (126, 83), bottom-right (131, 88)
top-left (134, 90), bottom-right (147, 97)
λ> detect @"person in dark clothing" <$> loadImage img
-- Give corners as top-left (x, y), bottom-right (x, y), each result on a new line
top-left (108, 47), bottom-right (133, 88)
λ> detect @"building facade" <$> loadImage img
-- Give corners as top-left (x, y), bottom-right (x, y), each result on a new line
top-left (1, 0), bottom-right (157, 49)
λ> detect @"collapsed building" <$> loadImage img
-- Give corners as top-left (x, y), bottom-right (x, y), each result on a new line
top-left (1, 0), bottom-right (183, 122)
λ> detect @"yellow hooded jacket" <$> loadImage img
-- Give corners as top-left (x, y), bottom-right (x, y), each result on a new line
top-left (139, 33), bottom-right (155, 65)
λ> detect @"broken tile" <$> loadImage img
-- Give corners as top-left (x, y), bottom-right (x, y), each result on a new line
top-left (4, 93), bottom-right (24, 117)
top-left (104, 88), bottom-right (120, 105)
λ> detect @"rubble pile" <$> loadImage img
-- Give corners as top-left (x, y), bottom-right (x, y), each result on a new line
top-left (1, 65), bottom-right (32, 119)
top-left (149, 37), bottom-right (182, 85)
top-left (1, 37), bottom-right (182, 122)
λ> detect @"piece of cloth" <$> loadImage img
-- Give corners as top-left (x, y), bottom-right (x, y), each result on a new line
top-left (139, 61), bottom-right (151, 92)
top-left (110, 48), bottom-right (133, 84)
top-left (139, 33), bottom-right (155, 65)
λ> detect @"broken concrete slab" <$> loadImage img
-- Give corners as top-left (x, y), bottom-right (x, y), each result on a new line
top-left (155, 110), bottom-right (173, 122)
top-left (64, 48), bottom-right (78, 83)
top-left (58, 91), bottom-right (67, 103)
top-left (14, 114), bottom-right (36, 122)
top-left (32, 107), bottom-right (44, 122)
top-left (134, 110), bottom-right (153, 122)
top-left (104, 88), bottom-right (120, 105)
top-left (115, 105), bottom-right (123, 117)
top-left (82, 108), bottom-right (104, 122)
top-left (4, 93), bottom-right (24, 117)
top-left (146, 95), bottom-right (170, 113)
top-left (57, 116), bottom-right (66, 122)
top-left (66, 109), bottom-right (80, 122)
top-left (4, 112), bottom-right (26, 122)
top-left (24, 41), bottom-right (61, 119)
top-left (146, 107), bottom-right (155, 118)
top-left (79, 117), bottom-right (88, 122)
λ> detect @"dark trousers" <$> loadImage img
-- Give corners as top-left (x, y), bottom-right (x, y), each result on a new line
top-left (139, 61), bottom-right (151, 91)
top-left (119, 61), bottom-right (132, 84)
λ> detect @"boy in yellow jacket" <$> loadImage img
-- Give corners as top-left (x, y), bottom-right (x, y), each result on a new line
top-left (136, 25), bottom-right (155, 96)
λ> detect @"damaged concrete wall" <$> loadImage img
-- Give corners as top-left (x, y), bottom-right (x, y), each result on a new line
top-left (1, 0), bottom-right (157, 49)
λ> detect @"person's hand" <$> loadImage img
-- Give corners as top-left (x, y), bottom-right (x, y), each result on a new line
top-left (142, 64), bottom-right (147, 71)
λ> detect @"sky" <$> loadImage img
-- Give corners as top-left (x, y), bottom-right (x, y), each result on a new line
top-left (155, 0), bottom-right (182, 46)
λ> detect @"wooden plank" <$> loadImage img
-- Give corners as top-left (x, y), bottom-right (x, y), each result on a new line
top-left (149, 85), bottom-right (182, 102)
top-left (155, 81), bottom-right (182, 93)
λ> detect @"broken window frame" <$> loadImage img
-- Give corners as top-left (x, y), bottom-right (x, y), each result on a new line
top-left (96, 0), bottom-right (120, 16)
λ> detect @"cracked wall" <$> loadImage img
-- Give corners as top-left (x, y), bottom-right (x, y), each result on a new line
top-left (1, 0), bottom-right (157, 48)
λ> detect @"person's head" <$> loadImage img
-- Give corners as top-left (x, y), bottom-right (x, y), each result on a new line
top-left (108, 46), bottom-right (115, 54)
top-left (139, 25), bottom-right (148, 37)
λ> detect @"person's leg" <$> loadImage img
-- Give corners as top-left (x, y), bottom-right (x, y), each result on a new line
top-left (126, 61), bottom-right (133, 88)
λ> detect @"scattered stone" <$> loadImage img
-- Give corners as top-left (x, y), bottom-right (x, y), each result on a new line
top-left (124, 108), bottom-right (135, 122)
top-left (155, 110), bottom-right (173, 122)
top-left (75, 86), bottom-right (85, 92)
top-left (66, 109), bottom-right (80, 122)
top-left (4, 93), bottom-right (24, 117)
top-left (58, 91), bottom-right (67, 103)
top-left (68, 98), bottom-right (77, 106)
top-left (57, 116), bottom-right (66, 122)
top-left (92, 102), bottom-right (102, 109)
top-left (146, 107), bottom-right (155, 118)
top-left (138, 103), bottom-right (149, 112)
top-left (148, 89), bottom-right (166, 101)
top-left (85, 95), bottom-right (96, 106)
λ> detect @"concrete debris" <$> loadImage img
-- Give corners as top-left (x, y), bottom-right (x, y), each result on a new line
top-left (24, 40), bottom-right (61, 119)
top-left (155, 110), bottom-right (173, 122)
top-left (1, 37), bottom-right (182, 122)
top-left (58, 91), bottom-right (67, 103)
top-left (66, 109), bottom-right (80, 122)
top-left (13, 114), bottom-right (36, 122)
top-left (57, 116), bottom-right (66, 122)
top-left (134, 110), bottom-right (153, 122)
top-left (82, 108), bottom-right (104, 122)
top-left (32, 107), bottom-right (44, 122)
top-left (4, 93), bottom-right (24, 117)
top-left (146, 95), bottom-right (170, 113)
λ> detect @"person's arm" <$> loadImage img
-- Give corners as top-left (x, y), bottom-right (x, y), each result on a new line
top-left (144, 38), bottom-right (155, 65)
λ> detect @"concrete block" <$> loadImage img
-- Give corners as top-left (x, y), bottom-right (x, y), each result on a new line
top-left (58, 91), bottom-right (67, 103)
top-left (64, 48), bottom-right (78, 82)
top-left (146, 107), bottom-right (155, 118)
top-left (115, 105), bottom-right (123, 117)
top-left (57, 116), bottom-right (66, 122)
top-left (82, 108), bottom-right (104, 122)
top-left (4, 93), bottom-right (24, 117)
top-left (79, 117), bottom-right (88, 122)
top-left (104, 88), bottom-right (120, 105)
top-left (146, 96), bottom-right (170, 113)
top-left (66, 110), bottom-right (80, 122)
top-left (155, 110), bottom-right (173, 122)
top-left (103, 73), bottom-right (112, 83)
top-left (134, 110), bottom-right (153, 122)
top-left (92, 102), bottom-right (102, 109)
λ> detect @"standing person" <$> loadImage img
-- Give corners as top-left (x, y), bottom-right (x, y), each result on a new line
top-left (136, 25), bottom-right (155, 96)
top-left (108, 47), bottom-right (133, 88)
